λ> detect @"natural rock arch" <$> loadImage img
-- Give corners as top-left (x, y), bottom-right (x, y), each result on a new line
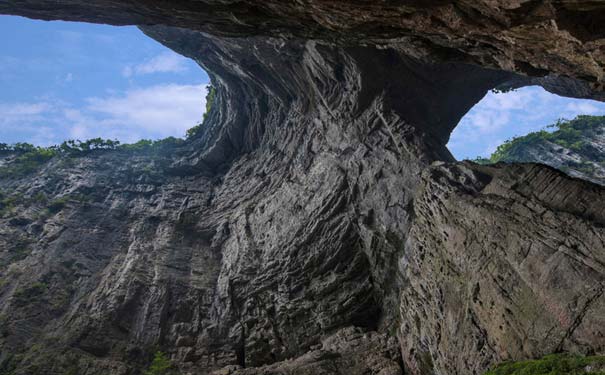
top-left (0, 2), bottom-right (603, 375)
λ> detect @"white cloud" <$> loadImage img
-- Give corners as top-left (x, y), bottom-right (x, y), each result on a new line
top-left (0, 101), bottom-right (62, 145)
top-left (448, 85), bottom-right (605, 160)
top-left (0, 102), bottom-right (56, 138)
top-left (0, 102), bottom-right (51, 117)
top-left (123, 52), bottom-right (189, 77)
top-left (565, 101), bottom-right (600, 115)
top-left (85, 83), bottom-right (207, 138)
top-left (0, 84), bottom-right (208, 145)
top-left (484, 138), bottom-right (504, 156)
top-left (480, 89), bottom-right (533, 111)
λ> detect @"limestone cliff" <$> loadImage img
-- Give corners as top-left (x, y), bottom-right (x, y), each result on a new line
top-left (0, 1), bottom-right (604, 375)
top-left (474, 115), bottom-right (605, 185)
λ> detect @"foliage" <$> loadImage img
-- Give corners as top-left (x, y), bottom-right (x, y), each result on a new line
top-left (13, 282), bottom-right (48, 305)
top-left (0, 136), bottom-right (186, 179)
top-left (205, 84), bottom-right (216, 117)
top-left (117, 137), bottom-right (184, 153)
top-left (47, 197), bottom-right (70, 214)
top-left (144, 351), bottom-right (175, 375)
top-left (186, 84), bottom-right (216, 139)
top-left (0, 145), bottom-right (58, 178)
top-left (470, 157), bottom-right (492, 165)
top-left (0, 85), bottom-right (215, 178)
top-left (470, 115), bottom-right (605, 164)
top-left (484, 353), bottom-right (605, 375)
top-left (491, 85), bottom-right (517, 94)
top-left (32, 192), bottom-right (48, 204)
top-left (0, 191), bottom-right (21, 217)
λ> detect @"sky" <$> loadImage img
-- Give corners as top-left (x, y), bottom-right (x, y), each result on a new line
top-left (448, 86), bottom-right (605, 160)
top-left (1, 16), bottom-right (605, 157)
top-left (0, 15), bottom-right (209, 146)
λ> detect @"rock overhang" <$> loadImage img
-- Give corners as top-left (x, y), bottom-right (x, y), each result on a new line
top-left (0, 2), bottom-right (604, 375)
top-left (1, 1), bottom-right (604, 166)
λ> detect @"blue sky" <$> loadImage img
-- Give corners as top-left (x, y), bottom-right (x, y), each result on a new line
top-left (448, 86), bottom-right (605, 159)
top-left (0, 15), bottom-right (209, 145)
top-left (1, 16), bottom-right (605, 158)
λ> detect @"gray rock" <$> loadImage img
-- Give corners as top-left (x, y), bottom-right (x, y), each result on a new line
top-left (0, 2), bottom-right (603, 375)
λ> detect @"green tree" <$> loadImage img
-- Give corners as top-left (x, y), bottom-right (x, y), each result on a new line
top-left (144, 351), bottom-right (173, 375)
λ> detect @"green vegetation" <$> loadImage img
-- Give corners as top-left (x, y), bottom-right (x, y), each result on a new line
top-left (12, 282), bottom-right (48, 305)
top-left (0, 191), bottom-right (21, 217)
top-left (144, 351), bottom-right (176, 375)
top-left (0, 189), bottom-right (92, 221)
top-left (0, 236), bottom-right (32, 268)
top-left (205, 85), bottom-right (216, 117)
top-left (470, 115), bottom-right (605, 164)
top-left (186, 84), bottom-right (216, 139)
top-left (47, 196), bottom-right (70, 214)
top-left (491, 85), bottom-right (517, 94)
top-left (56, 138), bottom-right (120, 154)
top-left (118, 137), bottom-right (185, 153)
top-left (0, 85), bottom-right (215, 179)
top-left (484, 353), bottom-right (605, 375)
top-left (0, 137), bottom-right (186, 179)
top-left (0, 144), bottom-right (58, 178)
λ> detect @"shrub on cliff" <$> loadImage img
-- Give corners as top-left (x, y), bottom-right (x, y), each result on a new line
top-left (144, 351), bottom-right (176, 375)
top-left (485, 353), bottom-right (605, 375)
top-left (471, 115), bottom-right (605, 164)
top-left (0, 146), bottom-right (57, 178)
top-left (186, 84), bottom-right (216, 139)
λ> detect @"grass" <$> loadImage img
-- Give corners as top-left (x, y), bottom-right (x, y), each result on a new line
top-left (485, 354), bottom-right (605, 375)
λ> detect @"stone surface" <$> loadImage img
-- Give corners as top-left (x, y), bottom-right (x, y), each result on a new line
top-left (477, 116), bottom-right (605, 186)
top-left (1, 1), bottom-right (605, 98)
top-left (0, 1), bottom-right (603, 375)
top-left (210, 326), bottom-right (402, 375)
top-left (400, 162), bottom-right (605, 375)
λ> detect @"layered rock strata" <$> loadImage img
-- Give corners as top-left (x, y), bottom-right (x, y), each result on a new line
top-left (0, 1), bottom-right (604, 375)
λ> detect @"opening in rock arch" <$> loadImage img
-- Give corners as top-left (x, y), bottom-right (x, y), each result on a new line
top-left (448, 86), bottom-right (605, 184)
top-left (0, 15), bottom-right (210, 146)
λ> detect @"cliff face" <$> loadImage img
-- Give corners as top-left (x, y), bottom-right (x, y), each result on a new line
top-left (0, 1), bottom-right (604, 375)
top-left (400, 162), bottom-right (605, 375)
top-left (475, 115), bottom-right (605, 185)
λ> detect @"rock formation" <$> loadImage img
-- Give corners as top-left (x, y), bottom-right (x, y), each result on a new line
top-left (475, 115), bottom-right (605, 186)
top-left (0, 1), bottom-right (604, 375)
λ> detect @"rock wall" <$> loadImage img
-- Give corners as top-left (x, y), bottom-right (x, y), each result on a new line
top-left (400, 162), bottom-right (605, 374)
top-left (0, 1), bottom-right (604, 375)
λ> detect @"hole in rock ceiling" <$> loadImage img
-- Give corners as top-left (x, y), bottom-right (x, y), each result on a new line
top-left (448, 86), bottom-right (605, 184)
top-left (0, 15), bottom-right (211, 147)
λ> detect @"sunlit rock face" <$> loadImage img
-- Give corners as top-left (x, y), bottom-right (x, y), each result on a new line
top-left (0, 1), bottom-right (604, 375)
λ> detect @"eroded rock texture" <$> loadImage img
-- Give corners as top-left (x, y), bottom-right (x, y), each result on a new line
top-left (400, 162), bottom-right (605, 375)
top-left (1, 1), bottom-right (605, 97)
top-left (0, 1), bottom-right (604, 375)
